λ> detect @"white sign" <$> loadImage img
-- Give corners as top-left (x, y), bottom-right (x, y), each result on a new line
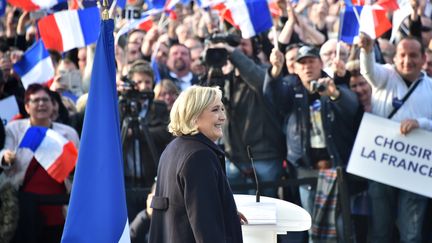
top-left (0, 96), bottom-right (19, 125)
top-left (347, 113), bottom-right (432, 198)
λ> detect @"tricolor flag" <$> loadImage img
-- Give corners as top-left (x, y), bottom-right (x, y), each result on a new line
top-left (116, 11), bottom-right (154, 44)
top-left (340, 3), bottom-right (392, 43)
top-left (61, 17), bottom-right (130, 243)
top-left (7, 0), bottom-right (67, 11)
top-left (359, 4), bottom-right (392, 39)
top-left (215, 0), bottom-right (273, 38)
top-left (38, 7), bottom-right (100, 53)
top-left (18, 126), bottom-right (78, 183)
top-left (195, 0), bottom-right (225, 8)
top-left (13, 40), bottom-right (55, 88)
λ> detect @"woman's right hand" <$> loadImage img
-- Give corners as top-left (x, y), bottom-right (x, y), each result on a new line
top-left (238, 211), bottom-right (248, 225)
top-left (3, 150), bottom-right (16, 166)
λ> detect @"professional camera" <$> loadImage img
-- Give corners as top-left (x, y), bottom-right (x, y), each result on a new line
top-left (207, 32), bottom-right (241, 47)
top-left (118, 77), bottom-right (154, 118)
top-left (310, 80), bottom-right (327, 93)
top-left (202, 32), bottom-right (241, 69)
top-left (202, 48), bottom-right (228, 68)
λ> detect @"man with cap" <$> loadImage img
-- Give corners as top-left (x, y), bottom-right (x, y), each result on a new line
top-left (264, 45), bottom-right (359, 242)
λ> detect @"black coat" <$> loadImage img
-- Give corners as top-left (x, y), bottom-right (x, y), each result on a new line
top-left (149, 133), bottom-right (243, 243)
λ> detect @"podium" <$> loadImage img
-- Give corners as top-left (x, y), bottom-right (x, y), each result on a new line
top-left (234, 194), bottom-right (311, 243)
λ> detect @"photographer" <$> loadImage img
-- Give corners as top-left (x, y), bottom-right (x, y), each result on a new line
top-left (206, 34), bottom-right (286, 197)
top-left (264, 45), bottom-right (359, 241)
top-left (119, 60), bottom-right (171, 220)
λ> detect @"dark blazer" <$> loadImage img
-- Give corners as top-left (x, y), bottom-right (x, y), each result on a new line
top-left (149, 133), bottom-right (243, 243)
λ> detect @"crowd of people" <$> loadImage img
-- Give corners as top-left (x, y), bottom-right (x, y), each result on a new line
top-left (1, 0), bottom-right (432, 242)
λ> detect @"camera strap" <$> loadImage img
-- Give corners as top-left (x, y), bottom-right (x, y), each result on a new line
top-left (387, 77), bottom-right (422, 119)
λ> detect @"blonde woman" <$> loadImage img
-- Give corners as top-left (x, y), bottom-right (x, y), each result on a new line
top-left (149, 86), bottom-right (244, 243)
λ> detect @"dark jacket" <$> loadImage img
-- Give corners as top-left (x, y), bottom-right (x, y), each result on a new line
top-left (264, 71), bottom-right (359, 168)
top-left (223, 49), bottom-right (285, 163)
top-left (149, 133), bottom-right (242, 243)
top-left (123, 100), bottom-right (172, 189)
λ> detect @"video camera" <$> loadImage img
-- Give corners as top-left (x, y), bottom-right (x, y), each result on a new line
top-left (201, 32), bottom-right (241, 89)
top-left (203, 32), bottom-right (241, 69)
top-left (310, 80), bottom-right (327, 93)
top-left (118, 77), bottom-right (154, 119)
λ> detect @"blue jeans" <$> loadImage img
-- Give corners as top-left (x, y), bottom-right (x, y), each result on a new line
top-left (226, 159), bottom-right (283, 197)
top-left (368, 181), bottom-right (428, 243)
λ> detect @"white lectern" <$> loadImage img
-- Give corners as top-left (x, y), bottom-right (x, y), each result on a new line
top-left (234, 194), bottom-right (311, 243)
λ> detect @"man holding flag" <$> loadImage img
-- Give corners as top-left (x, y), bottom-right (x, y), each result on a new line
top-left (61, 1), bottom-right (131, 242)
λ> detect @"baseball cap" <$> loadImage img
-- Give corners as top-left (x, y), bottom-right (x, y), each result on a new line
top-left (296, 45), bottom-right (320, 62)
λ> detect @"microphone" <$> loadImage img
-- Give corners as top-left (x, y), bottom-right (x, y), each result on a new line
top-left (246, 145), bottom-right (260, 203)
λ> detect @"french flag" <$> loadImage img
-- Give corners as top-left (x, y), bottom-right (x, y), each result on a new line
top-left (359, 5), bottom-right (392, 39)
top-left (7, 0), bottom-right (67, 11)
top-left (115, 11), bottom-right (154, 44)
top-left (13, 40), bottom-right (55, 89)
top-left (340, 4), bottom-right (392, 43)
top-left (38, 7), bottom-right (100, 53)
top-left (19, 126), bottom-right (78, 183)
top-left (214, 0), bottom-right (273, 38)
top-left (195, 0), bottom-right (225, 8)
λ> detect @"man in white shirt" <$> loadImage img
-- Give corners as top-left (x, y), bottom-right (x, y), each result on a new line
top-left (359, 33), bottom-right (432, 243)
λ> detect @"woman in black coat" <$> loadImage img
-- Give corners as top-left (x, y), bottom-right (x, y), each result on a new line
top-left (149, 86), bottom-right (244, 243)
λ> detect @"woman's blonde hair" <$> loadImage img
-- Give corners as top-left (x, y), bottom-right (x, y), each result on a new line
top-left (168, 85), bottom-right (222, 137)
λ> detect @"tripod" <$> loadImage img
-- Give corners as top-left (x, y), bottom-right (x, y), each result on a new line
top-left (120, 108), bottom-right (159, 188)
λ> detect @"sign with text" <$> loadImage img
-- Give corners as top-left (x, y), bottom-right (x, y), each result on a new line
top-left (0, 96), bottom-right (19, 125)
top-left (347, 113), bottom-right (432, 198)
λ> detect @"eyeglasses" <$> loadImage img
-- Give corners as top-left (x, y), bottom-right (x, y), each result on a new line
top-left (29, 97), bottom-right (51, 104)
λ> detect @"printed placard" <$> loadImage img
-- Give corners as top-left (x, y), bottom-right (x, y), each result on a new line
top-left (347, 113), bottom-right (432, 198)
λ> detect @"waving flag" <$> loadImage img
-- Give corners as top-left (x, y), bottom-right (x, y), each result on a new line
top-left (38, 7), bottom-right (100, 53)
top-left (7, 0), bottom-right (67, 11)
top-left (19, 126), bottom-right (77, 183)
top-left (359, 5), bottom-right (392, 39)
top-left (340, 3), bottom-right (392, 42)
top-left (116, 11), bottom-right (154, 44)
top-left (13, 40), bottom-right (55, 88)
top-left (195, 0), bottom-right (224, 8)
top-left (339, 6), bottom-right (362, 44)
top-left (215, 0), bottom-right (273, 38)
top-left (61, 17), bottom-right (130, 243)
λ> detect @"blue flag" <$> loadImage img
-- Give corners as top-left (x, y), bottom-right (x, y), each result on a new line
top-left (0, 0), bottom-right (6, 16)
top-left (339, 6), bottom-right (363, 44)
top-left (61, 18), bottom-right (130, 242)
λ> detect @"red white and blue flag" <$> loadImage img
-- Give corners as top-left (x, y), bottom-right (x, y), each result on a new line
top-left (38, 7), bottom-right (100, 53)
top-left (13, 40), bottom-right (55, 88)
top-left (195, 0), bottom-right (224, 8)
top-left (214, 0), bottom-right (273, 38)
top-left (340, 1), bottom-right (394, 43)
top-left (116, 11), bottom-right (154, 44)
top-left (7, 0), bottom-right (67, 11)
top-left (18, 126), bottom-right (78, 183)
top-left (359, 4), bottom-right (392, 39)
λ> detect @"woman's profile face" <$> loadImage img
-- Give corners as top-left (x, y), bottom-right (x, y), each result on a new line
top-left (195, 98), bottom-right (226, 142)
